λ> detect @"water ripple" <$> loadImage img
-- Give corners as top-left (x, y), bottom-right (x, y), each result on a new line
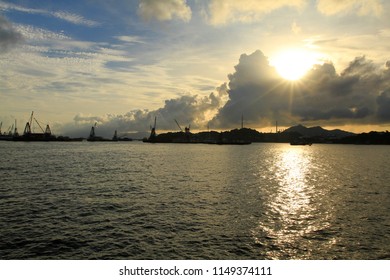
top-left (1, 142), bottom-right (389, 259)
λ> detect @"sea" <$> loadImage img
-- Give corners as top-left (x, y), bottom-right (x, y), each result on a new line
top-left (0, 141), bottom-right (389, 260)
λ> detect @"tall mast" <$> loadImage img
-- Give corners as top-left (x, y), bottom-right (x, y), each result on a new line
top-left (14, 119), bottom-right (18, 136)
top-left (241, 114), bottom-right (244, 129)
top-left (30, 111), bottom-right (34, 132)
top-left (149, 116), bottom-right (157, 139)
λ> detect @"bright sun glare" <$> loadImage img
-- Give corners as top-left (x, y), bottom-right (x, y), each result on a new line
top-left (271, 49), bottom-right (319, 81)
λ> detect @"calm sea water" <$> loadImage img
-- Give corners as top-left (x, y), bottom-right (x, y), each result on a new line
top-left (0, 141), bottom-right (389, 260)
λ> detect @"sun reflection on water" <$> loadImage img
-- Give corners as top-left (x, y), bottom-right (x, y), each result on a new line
top-left (274, 148), bottom-right (312, 216)
top-left (253, 145), bottom-right (334, 259)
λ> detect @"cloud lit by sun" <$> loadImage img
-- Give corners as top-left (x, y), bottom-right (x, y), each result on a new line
top-left (270, 49), bottom-right (323, 81)
top-left (1, 0), bottom-right (390, 136)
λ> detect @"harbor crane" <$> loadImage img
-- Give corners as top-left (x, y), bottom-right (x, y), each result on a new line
top-left (174, 119), bottom-right (183, 132)
top-left (174, 119), bottom-right (190, 134)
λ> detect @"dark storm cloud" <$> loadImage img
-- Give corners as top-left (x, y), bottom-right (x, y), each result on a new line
top-left (0, 15), bottom-right (23, 52)
top-left (211, 50), bottom-right (390, 128)
top-left (377, 90), bottom-right (390, 121)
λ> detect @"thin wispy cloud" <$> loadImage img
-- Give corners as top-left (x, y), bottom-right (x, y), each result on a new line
top-left (114, 35), bottom-right (145, 44)
top-left (317, 0), bottom-right (383, 16)
top-left (52, 11), bottom-right (99, 27)
top-left (205, 0), bottom-right (306, 26)
top-left (0, 1), bottom-right (99, 26)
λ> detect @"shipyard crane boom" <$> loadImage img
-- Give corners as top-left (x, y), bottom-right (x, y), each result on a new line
top-left (34, 118), bottom-right (45, 133)
top-left (147, 116), bottom-right (157, 139)
top-left (174, 119), bottom-right (183, 132)
top-left (14, 120), bottom-right (18, 136)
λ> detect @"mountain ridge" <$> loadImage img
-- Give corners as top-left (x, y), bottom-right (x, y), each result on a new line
top-left (283, 124), bottom-right (355, 138)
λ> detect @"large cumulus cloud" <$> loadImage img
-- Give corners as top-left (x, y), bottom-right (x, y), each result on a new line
top-left (210, 50), bottom-right (284, 128)
top-left (211, 50), bottom-right (390, 128)
top-left (60, 85), bottom-right (228, 138)
top-left (61, 50), bottom-right (390, 137)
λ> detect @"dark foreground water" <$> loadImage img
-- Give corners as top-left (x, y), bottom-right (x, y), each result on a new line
top-left (0, 141), bottom-right (389, 259)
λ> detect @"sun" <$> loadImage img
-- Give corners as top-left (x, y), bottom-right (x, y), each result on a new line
top-left (270, 49), bottom-right (319, 81)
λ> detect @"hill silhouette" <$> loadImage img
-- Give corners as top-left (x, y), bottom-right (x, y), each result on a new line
top-left (283, 124), bottom-right (355, 138)
top-left (142, 124), bottom-right (389, 145)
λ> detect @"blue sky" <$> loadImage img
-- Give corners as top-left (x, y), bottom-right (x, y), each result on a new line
top-left (1, 0), bottom-right (390, 137)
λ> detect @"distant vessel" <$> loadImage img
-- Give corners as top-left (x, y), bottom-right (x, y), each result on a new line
top-left (112, 130), bottom-right (133, 141)
top-left (1, 112), bottom-right (83, 142)
top-left (142, 116), bottom-right (157, 143)
top-left (0, 120), bottom-right (18, 141)
top-left (87, 123), bottom-right (107, 141)
top-left (87, 123), bottom-right (132, 142)
top-left (290, 138), bottom-right (312, 146)
top-left (13, 111), bottom-right (56, 141)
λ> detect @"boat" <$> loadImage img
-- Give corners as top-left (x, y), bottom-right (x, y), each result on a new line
top-left (12, 112), bottom-right (57, 141)
top-left (87, 123), bottom-right (110, 141)
top-left (0, 120), bottom-right (19, 141)
top-left (0, 134), bottom-right (14, 141)
top-left (112, 130), bottom-right (133, 141)
top-left (8, 112), bottom-right (83, 142)
top-left (290, 138), bottom-right (312, 146)
top-left (214, 140), bottom-right (252, 145)
top-left (142, 116), bottom-right (157, 143)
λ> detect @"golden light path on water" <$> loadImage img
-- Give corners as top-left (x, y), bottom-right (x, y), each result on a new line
top-left (1, 142), bottom-right (390, 259)
top-left (252, 146), bottom-right (337, 259)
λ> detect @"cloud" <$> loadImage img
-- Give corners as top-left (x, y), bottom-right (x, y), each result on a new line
top-left (52, 11), bottom-right (99, 27)
top-left (317, 0), bottom-right (383, 16)
top-left (204, 0), bottom-right (384, 26)
top-left (291, 21), bottom-right (301, 34)
top-left (210, 50), bottom-right (390, 129)
top-left (205, 0), bottom-right (305, 26)
top-left (15, 24), bottom-right (70, 41)
top-left (377, 89), bottom-right (390, 121)
top-left (114, 35), bottom-right (145, 44)
top-left (137, 0), bottom-right (192, 22)
top-left (61, 86), bottom-right (228, 138)
top-left (0, 1), bottom-right (99, 26)
top-left (209, 50), bottom-right (288, 128)
top-left (0, 20), bottom-right (141, 119)
top-left (0, 15), bottom-right (23, 52)
top-left (59, 50), bottom-right (390, 137)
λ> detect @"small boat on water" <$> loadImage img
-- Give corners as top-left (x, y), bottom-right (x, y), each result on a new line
top-left (290, 138), bottom-right (312, 146)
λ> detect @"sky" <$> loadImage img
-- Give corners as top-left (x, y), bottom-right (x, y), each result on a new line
top-left (1, 0), bottom-right (390, 137)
